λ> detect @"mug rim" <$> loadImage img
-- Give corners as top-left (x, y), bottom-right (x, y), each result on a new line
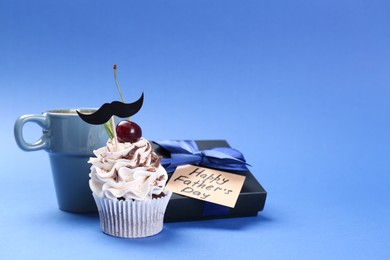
top-left (45, 108), bottom-right (97, 115)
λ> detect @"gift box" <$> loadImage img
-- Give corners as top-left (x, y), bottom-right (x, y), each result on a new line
top-left (152, 140), bottom-right (267, 222)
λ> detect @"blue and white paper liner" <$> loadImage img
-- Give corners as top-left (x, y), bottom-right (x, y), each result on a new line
top-left (93, 190), bottom-right (172, 238)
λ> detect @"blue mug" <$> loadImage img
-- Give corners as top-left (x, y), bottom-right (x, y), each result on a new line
top-left (14, 109), bottom-right (107, 213)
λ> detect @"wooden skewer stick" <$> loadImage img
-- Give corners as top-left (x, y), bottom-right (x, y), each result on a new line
top-left (111, 116), bottom-right (118, 151)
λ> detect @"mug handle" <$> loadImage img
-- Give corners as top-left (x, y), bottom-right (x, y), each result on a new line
top-left (14, 114), bottom-right (50, 151)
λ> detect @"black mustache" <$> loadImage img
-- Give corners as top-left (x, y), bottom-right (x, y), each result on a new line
top-left (77, 92), bottom-right (144, 125)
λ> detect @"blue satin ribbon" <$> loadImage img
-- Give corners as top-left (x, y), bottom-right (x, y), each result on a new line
top-left (153, 140), bottom-right (249, 173)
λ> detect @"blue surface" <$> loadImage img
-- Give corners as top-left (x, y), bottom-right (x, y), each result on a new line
top-left (1, 0), bottom-right (390, 259)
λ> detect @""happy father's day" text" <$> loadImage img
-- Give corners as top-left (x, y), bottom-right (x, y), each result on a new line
top-left (173, 167), bottom-right (233, 200)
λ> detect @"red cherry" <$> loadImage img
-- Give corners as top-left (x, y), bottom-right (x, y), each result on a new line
top-left (116, 120), bottom-right (142, 143)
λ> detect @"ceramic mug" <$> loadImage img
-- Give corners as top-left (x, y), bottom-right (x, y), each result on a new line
top-left (14, 109), bottom-right (107, 213)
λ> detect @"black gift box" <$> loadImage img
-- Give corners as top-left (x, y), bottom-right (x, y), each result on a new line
top-left (152, 140), bottom-right (267, 222)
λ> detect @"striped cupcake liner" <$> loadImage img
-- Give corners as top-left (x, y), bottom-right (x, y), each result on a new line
top-left (93, 190), bottom-right (172, 238)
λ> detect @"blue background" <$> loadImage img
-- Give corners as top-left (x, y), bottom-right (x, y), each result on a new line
top-left (1, 0), bottom-right (390, 259)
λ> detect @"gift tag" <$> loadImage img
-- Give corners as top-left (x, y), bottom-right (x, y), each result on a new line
top-left (166, 165), bottom-right (246, 208)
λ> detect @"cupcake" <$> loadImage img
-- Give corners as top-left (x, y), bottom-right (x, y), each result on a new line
top-left (89, 135), bottom-right (171, 238)
top-left (77, 65), bottom-right (171, 238)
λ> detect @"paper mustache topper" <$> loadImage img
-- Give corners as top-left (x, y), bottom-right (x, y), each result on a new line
top-left (77, 92), bottom-right (144, 125)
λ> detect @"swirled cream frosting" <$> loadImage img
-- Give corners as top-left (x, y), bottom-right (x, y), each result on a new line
top-left (88, 137), bottom-right (168, 201)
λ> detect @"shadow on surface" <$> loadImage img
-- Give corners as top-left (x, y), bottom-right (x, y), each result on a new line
top-left (31, 206), bottom-right (275, 247)
top-left (165, 212), bottom-right (273, 231)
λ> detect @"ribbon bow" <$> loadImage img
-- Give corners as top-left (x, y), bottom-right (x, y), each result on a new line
top-left (153, 140), bottom-right (249, 173)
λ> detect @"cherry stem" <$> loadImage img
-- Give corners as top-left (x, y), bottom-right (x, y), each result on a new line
top-left (113, 64), bottom-right (125, 103)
